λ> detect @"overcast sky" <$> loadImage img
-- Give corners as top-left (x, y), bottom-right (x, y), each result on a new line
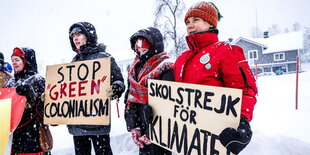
top-left (0, 0), bottom-right (309, 72)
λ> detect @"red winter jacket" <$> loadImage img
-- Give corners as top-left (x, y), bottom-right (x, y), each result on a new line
top-left (174, 31), bottom-right (257, 121)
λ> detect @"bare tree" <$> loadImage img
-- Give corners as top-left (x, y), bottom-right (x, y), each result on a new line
top-left (154, 0), bottom-right (187, 59)
top-left (292, 22), bottom-right (302, 32)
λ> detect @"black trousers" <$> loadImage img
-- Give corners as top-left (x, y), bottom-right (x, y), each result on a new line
top-left (139, 144), bottom-right (172, 155)
top-left (73, 135), bottom-right (112, 155)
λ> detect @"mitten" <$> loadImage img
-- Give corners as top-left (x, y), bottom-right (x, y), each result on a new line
top-left (219, 117), bottom-right (252, 154)
top-left (106, 82), bottom-right (125, 100)
top-left (16, 83), bottom-right (37, 102)
top-left (139, 135), bottom-right (152, 145)
top-left (130, 128), bottom-right (144, 148)
top-left (142, 104), bottom-right (153, 124)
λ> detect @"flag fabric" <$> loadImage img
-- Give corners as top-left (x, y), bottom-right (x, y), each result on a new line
top-left (0, 99), bottom-right (11, 154)
top-left (0, 88), bottom-right (26, 132)
top-left (0, 88), bottom-right (26, 154)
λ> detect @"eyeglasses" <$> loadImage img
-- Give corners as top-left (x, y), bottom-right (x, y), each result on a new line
top-left (70, 27), bottom-right (83, 37)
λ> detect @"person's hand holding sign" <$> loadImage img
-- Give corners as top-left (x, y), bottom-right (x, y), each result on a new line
top-left (106, 81), bottom-right (125, 100)
top-left (219, 117), bottom-right (253, 154)
top-left (106, 81), bottom-right (125, 118)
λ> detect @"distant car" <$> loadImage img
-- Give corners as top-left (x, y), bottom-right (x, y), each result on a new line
top-left (258, 72), bottom-right (277, 77)
top-left (275, 69), bottom-right (284, 75)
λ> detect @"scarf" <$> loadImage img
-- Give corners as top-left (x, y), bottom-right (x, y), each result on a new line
top-left (127, 52), bottom-right (173, 105)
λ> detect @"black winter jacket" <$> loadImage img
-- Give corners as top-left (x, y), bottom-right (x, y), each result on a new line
top-left (124, 69), bottom-right (174, 133)
top-left (6, 47), bottom-right (45, 153)
top-left (67, 22), bottom-right (125, 136)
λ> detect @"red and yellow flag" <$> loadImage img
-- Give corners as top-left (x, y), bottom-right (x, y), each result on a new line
top-left (0, 88), bottom-right (26, 153)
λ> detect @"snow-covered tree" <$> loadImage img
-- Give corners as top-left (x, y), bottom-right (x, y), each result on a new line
top-left (153, 0), bottom-right (187, 59)
top-left (267, 24), bottom-right (281, 36)
top-left (302, 27), bottom-right (310, 63)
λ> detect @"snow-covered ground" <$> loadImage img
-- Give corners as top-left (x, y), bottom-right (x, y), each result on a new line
top-left (50, 64), bottom-right (310, 155)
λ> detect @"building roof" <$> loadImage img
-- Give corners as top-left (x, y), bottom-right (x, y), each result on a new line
top-left (233, 31), bottom-right (304, 54)
top-left (233, 37), bottom-right (267, 49)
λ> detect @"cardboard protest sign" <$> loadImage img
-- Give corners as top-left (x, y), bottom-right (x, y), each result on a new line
top-left (148, 79), bottom-right (242, 155)
top-left (44, 58), bottom-right (111, 125)
top-left (0, 99), bottom-right (11, 155)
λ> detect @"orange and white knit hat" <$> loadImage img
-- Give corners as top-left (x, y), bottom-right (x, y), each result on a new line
top-left (184, 1), bottom-right (223, 27)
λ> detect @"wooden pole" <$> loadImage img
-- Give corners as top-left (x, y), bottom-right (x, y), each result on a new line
top-left (116, 98), bottom-right (120, 118)
top-left (255, 61), bottom-right (258, 80)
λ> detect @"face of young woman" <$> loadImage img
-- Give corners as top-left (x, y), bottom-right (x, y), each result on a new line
top-left (185, 17), bottom-right (214, 35)
top-left (11, 56), bottom-right (24, 72)
top-left (72, 32), bottom-right (87, 50)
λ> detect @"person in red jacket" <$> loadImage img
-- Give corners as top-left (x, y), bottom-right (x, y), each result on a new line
top-left (174, 1), bottom-right (258, 154)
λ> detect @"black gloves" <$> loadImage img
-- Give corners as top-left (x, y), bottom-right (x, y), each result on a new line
top-left (107, 81), bottom-right (125, 100)
top-left (219, 117), bottom-right (252, 154)
top-left (111, 83), bottom-right (123, 99)
top-left (16, 83), bottom-right (38, 102)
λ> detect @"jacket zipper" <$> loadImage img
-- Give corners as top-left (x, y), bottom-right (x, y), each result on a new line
top-left (238, 66), bottom-right (248, 86)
